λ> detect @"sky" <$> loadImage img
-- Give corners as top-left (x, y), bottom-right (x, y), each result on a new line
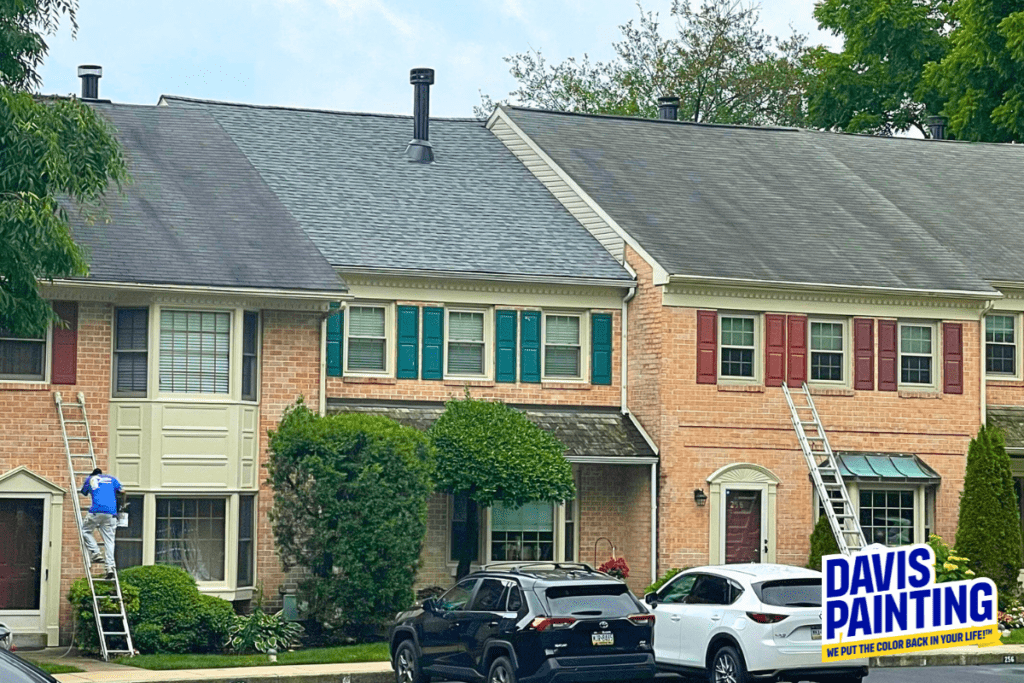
top-left (38, 0), bottom-right (841, 119)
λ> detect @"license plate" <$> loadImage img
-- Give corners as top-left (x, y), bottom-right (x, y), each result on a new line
top-left (811, 627), bottom-right (822, 641)
top-left (592, 632), bottom-right (614, 646)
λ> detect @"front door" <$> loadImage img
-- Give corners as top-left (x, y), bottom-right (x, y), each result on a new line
top-left (723, 488), bottom-right (764, 564)
top-left (0, 499), bottom-right (44, 610)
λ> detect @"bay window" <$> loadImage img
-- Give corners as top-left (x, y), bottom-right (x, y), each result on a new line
top-left (159, 311), bottom-right (230, 393)
top-left (155, 498), bottom-right (226, 582)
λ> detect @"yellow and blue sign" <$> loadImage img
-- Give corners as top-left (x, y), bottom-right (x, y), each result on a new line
top-left (822, 544), bottom-right (1000, 662)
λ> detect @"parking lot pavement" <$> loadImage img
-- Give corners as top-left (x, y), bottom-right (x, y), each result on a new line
top-left (866, 664), bottom-right (1024, 681)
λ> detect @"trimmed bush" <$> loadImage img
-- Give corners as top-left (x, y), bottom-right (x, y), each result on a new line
top-left (196, 594), bottom-right (238, 653)
top-left (267, 402), bottom-right (434, 639)
top-left (807, 513), bottom-right (841, 571)
top-left (68, 577), bottom-right (141, 654)
top-left (955, 425), bottom-right (1023, 596)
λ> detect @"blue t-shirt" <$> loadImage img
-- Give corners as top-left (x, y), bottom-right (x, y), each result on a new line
top-left (80, 474), bottom-right (122, 515)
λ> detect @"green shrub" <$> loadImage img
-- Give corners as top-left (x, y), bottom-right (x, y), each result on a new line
top-left (955, 425), bottom-right (1023, 596)
top-left (929, 534), bottom-right (976, 583)
top-left (807, 513), bottom-right (841, 571)
top-left (196, 594), bottom-right (238, 653)
top-left (68, 577), bottom-right (140, 654)
top-left (267, 402), bottom-right (434, 638)
top-left (227, 609), bottom-right (303, 653)
top-left (645, 567), bottom-right (688, 595)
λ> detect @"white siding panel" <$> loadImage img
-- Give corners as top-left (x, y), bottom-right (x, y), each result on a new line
top-left (491, 118), bottom-right (625, 262)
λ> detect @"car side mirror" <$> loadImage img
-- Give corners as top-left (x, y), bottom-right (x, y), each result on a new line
top-left (422, 597), bottom-right (438, 613)
top-left (643, 592), bottom-right (659, 606)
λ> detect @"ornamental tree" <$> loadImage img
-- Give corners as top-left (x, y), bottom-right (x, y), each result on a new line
top-left (430, 396), bottom-right (576, 579)
top-left (267, 402), bottom-right (434, 638)
top-left (955, 425), bottom-right (1022, 596)
top-left (806, 512), bottom-right (840, 571)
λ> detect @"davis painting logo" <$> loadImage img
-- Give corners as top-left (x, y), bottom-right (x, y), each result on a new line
top-left (822, 544), bottom-right (1001, 662)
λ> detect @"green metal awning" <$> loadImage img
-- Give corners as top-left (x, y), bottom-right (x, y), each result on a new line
top-left (834, 452), bottom-right (941, 484)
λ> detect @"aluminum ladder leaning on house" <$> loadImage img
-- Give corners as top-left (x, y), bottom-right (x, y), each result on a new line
top-left (781, 383), bottom-right (867, 556)
top-left (54, 392), bottom-right (135, 661)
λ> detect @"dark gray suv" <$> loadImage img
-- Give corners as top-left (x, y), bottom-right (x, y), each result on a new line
top-left (389, 562), bottom-right (656, 683)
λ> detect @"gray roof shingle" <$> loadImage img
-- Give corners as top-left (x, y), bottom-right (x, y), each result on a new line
top-left (162, 97), bottom-right (632, 283)
top-left (326, 399), bottom-right (656, 460)
top-left (503, 107), bottom-right (1009, 294)
top-left (71, 104), bottom-right (345, 293)
top-left (984, 407), bottom-right (1024, 450)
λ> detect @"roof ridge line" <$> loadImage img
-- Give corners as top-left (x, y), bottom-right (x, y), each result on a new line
top-left (503, 104), bottom-right (801, 133)
top-left (160, 95), bottom-right (482, 122)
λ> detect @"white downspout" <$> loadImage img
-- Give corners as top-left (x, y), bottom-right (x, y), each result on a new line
top-left (319, 314), bottom-right (328, 417)
top-left (980, 300), bottom-right (996, 426)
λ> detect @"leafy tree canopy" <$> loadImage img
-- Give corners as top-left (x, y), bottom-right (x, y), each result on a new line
top-left (1, 0), bottom-right (127, 337)
top-left (478, 0), bottom-right (817, 127)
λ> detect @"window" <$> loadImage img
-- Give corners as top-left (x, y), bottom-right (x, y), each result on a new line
top-left (469, 579), bottom-right (507, 612)
top-left (810, 321), bottom-right (845, 382)
top-left (860, 490), bottom-right (915, 547)
top-left (115, 495), bottom-right (145, 569)
top-left (159, 311), bottom-right (230, 393)
top-left (720, 316), bottom-right (755, 378)
top-left (686, 574), bottom-right (735, 605)
top-left (506, 584), bottom-right (524, 612)
top-left (437, 579), bottom-right (478, 611)
top-left (899, 324), bottom-right (934, 386)
top-left (0, 326), bottom-right (45, 381)
top-left (241, 312), bottom-right (259, 400)
top-left (545, 584), bottom-right (638, 617)
top-left (155, 498), bottom-right (226, 581)
top-left (346, 306), bottom-right (387, 373)
top-left (490, 500), bottom-right (554, 561)
top-left (660, 573), bottom-right (697, 604)
top-left (563, 496), bottom-right (577, 562)
top-left (986, 314), bottom-right (1016, 376)
top-left (114, 308), bottom-right (148, 396)
top-left (237, 495), bottom-right (255, 587)
top-left (544, 314), bottom-right (582, 379)
top-left (447, 310), bottom-right (486, 376)
top-left (449, 495), bottom-right (481, 564)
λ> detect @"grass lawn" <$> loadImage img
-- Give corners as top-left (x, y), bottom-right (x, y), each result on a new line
top-left (26, 660), bottom-right (85, 674)
top-left (1001, 628), bottom-right (1024, 645)
top-left (115, 641), bottom-right (391, 670)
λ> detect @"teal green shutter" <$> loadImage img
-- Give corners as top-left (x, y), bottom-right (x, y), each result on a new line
top-left (591, 313), bottom-right (612, 385)
top-left (520, 311), bottom-right (541, 383)
top-left (397, 306), bottom-right (419, 379)
top-left (422, 307), bottom-right (443, 380)
top-left (327, 303), bottom-right (343, 377)
top-left (495, 310), bottom-right (517, 383)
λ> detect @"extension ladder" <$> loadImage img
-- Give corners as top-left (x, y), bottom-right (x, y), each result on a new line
top-left (55, 392), bottom-right (134, 661)
top-left (781, 383), bottom-right (866, 555)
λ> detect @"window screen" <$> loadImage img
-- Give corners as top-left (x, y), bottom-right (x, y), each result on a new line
top-left (159, 311), bottom-right (230, 393)
top-left (544, 315), bottom-right (581, 378)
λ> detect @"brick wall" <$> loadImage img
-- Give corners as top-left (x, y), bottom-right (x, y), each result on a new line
top-left (624, 249), bottom-right (664, 445)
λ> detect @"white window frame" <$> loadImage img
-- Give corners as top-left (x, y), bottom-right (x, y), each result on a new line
top-left (814, 483), bottom-right (933, 548)
top-left (717, 313), bottom-right (759, 383)
top-left (985, 312), bottom-right (1021, 380)
top-left (444, 307), bottom-right (492, 380)
top-left (343, 302), bottom-right (394, 377)
top-left (485, 500), bottom-right (560, 563)
top-left (808, 318), bottom-right (849, 386)
top-left (898, 321), bottom-right (938, 389)
top-left (156, 308), bottom-right (234, 398)
top-left (112, 307), bottom-right (150, 398)
top-left (541, 311), bottom-right (588, 382)
top-left (0, 324), bottom-right (50, 383)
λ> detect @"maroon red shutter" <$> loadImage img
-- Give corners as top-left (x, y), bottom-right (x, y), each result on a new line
top-left (51, 301), bottom-right (78, 385)
top-left (764, 314), bottom-right (786, 387)
top-left (853, 318), bottom-right (874, 391)
top-left (786, 315), bottom-right (807, 387)
top-left (943, 323), bottom-right (963, 394)
top-left (877, 320), bottom-right (897, 391)
top-left (696, 310), bottom-right (718, 384)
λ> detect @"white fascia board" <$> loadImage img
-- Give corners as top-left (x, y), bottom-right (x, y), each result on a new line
top-left (666, 273), bottom-right (1000, 301)
top-left (488, 107), bottom-right (671, 284)
top-left (47, 279), bottom-right (351, 302)
top-left (336, 266), bottom-right (635, 290)
top-left (563, 456), bottom-right (659, 465)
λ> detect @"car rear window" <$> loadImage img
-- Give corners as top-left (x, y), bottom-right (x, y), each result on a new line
top-left (756, 579), bottom-right (821, 607)
top-left (544, 584), bottom-right (638, 617)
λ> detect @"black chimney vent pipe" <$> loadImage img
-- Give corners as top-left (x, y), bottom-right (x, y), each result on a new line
top-left (658, 96), bottom-right (680, 121)
top-left (407, 68), bottom-right (435, 163)
top-left (926, 115), bottom-right (947, 140)
top-left (78, 65), bottom-right (102, 100)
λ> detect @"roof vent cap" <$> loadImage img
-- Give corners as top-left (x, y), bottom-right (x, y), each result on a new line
top-left (77, 64), bottom-right (102, 100)
top-left (926, 115), bottom-right (948, 140)
top-left (658, 96), bottom-right (680, 121)
top-left (407, 68), bottom-right (435, 163)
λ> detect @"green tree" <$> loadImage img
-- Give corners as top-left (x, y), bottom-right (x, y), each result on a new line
top-left (267, 402), bottom-right (434, 638)
top-left (430, 396), bottom-right (576, 579)
top-left (1, 0), bottom-right (127, 337)
top-left (808, 0), bottom-right (948, 136)
top-left (806, 512), bottom-right (840, 571)
top-left (955, 425), bottom-right (1022, 596)
top-left (477, 0), bottom-right (817, 127)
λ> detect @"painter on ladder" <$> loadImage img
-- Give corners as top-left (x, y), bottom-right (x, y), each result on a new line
top-left (80, 467), bottom-right (124, 579)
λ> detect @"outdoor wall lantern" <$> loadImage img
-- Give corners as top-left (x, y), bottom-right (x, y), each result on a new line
top-left (694, 488), bottom-right (708, 507)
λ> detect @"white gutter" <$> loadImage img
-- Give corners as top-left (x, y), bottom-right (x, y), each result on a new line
top-left (666, 273), bottom-right (999, 300)
top-left (319, 315), bottom-right (328, 417)
top-left (621, 261), bottom-right (638, 413)
top-left (980, 299), bottom-right (996, 425)
top-left (338, 266), bottom-right (636, 290)
top-left (563, 456), bottom-right (659, 465)
top-left (48, 278), bottom-right (351, 302)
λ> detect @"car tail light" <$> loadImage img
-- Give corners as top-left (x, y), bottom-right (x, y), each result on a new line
top-left (530, 616), bottom-right (576, 632)
top-left (746, 612), bottom-right (788, 624)
top-left (628, 614), bottom-right (655, 625)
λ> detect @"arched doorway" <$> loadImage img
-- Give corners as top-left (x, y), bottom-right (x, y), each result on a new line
top-left (706, 463), bottom-right (780, 565)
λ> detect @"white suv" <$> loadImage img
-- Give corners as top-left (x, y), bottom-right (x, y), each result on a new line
top-left (644, 564), bottom-right (868, 683)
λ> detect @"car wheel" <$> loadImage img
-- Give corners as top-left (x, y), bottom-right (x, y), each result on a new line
top-left (488, 656), bottom-right (517, 683)
top-left (394, 640), bottom-right (429, 683)
top-left (709, 645), bottom-right (748, 683)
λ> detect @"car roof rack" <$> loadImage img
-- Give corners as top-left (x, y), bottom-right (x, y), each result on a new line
top-left (482, 561), bottom-right (601, 575)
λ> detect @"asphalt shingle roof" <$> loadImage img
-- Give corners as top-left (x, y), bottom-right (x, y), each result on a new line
top-left (161, 97), bottom-right (632, 283)
top-left (503, 107), bottom-right (1010, 293)
top-left (985, 407), bottom-right (1024, 450)
top-left (71, 104), bottom-right (345, 292)
top-left (326, 399), bottom-right (656, 460)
